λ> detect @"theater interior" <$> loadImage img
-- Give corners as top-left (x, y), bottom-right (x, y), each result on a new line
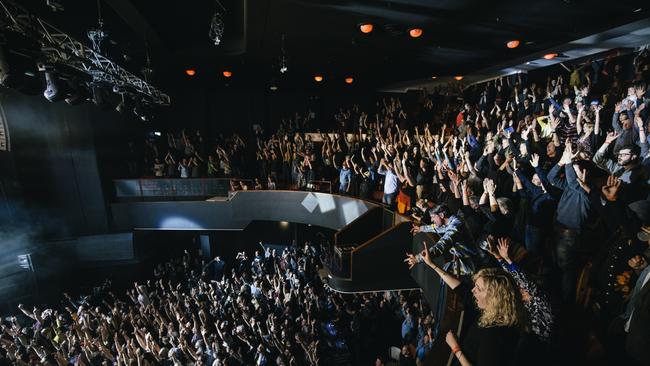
top-left (0, 1), bottom-right (649, 365)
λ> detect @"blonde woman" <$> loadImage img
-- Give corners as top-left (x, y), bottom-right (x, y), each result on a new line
top-left (405, 242), bottom-right (527, 366)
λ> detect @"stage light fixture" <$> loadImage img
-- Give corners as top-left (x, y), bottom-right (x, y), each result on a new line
top-left (345, 77), bottom-right (353, 84)
top-left (314, 75), bottom-right (323, 82)
top-left (431, 76), bottom-right (437, 79)
top-left (270, 85), bottom-right (278, 91)
top-left (506, 40), bottom-right (520, 49)
top-left (185, 69), bottom-right (196, 76)
top-left (223, 70), bottom-right (232, 78)
top-left (359, 23), bottom-right (373, 33)
top-left (454, 76), bottom-right (464, 81)
top-left (543, 53), bottom-right (558, 60)
top-left (409, 28), bottom-right (423, 38)
top-left (43, 71), bottom-right (64, 102)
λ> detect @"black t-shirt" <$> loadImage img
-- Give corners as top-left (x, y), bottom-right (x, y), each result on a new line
top-left (460, 324), bottom-right (520, 366)
top-left (452, 283), bottom-right (520, 366)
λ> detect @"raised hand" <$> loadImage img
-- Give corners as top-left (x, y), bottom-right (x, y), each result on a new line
top-left (604, 131), bottom-right (620, 145)
top-left (635, 115), bottom-right (644, 130)
top-left (485, 178), bottom-right (497, 195)
top-left (628, 255), bottom-right (648, 271)
top-left (601, 175), bottom-right (621, 202)
top-left (530, 153), bottom-right (540, 168)
top-left (410, 225), bottom-right (422, 234)
top-left (614, 102), bottom-right (622, 113)
top-left (445, 330), bottom-right (460, 350)
top-left (497, 237), bottom-right (512, 263)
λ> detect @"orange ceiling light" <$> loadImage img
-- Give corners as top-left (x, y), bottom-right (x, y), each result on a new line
top-left (543, 53), bottom-right (558, 60)
top-left (314, 75), bottom-right (323, 82)
top-left (409, 28), bottom-right (423, 38)
top-left (223, 70), bottom-right (232, 77)
top-left (506, 40), bottom-right (520, 49)
top-left (454, 76), bottom-right (463, 81)
top-left (185, 69), bottom-right (196, 76)
top-left (359, 23), bottom-right (374, 33)
top-left (345, 77), bottom-right (354, 84)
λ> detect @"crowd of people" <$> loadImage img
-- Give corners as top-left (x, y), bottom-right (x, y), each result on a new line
top-left (6, 48), bottom-right (649, 365)
top-left (0, 240), bottom-right (438, 366)
top-left (129, 48), bottom-right (650, 365)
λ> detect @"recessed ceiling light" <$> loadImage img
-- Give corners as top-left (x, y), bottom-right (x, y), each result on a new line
top-left (185, 69), bottom-right (196, 76)
top-left (345, 77), bottom-right (354, 84)
top-left (409, 28), bottom-right (423, 38)
top-left (314, 75), bottom-right (323, 82)
top-left (223, 70), bottom-right (232, 77)
top-left (543, 53), bottom-right (558, 60)
top-left (359, 23), bottom-right (373, 33)
top-left (634, 7), bottom-right (642, 12)
top-left (454, 76), bottom-right (463, 81)
top-left (506, 40), bottom-right (520, 49)
top-left (431, 76), bottom-right (437, 79)
top-left (270, 85), bottom-right (278, 91)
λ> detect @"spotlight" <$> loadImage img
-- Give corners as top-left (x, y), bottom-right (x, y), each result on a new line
top-left (43, 71), bottom-right (64, 102)
top-left (270, 85), bottom-right (278, 91)
top-left (409, 28), bottom-right (423, 38)
top-left (185, 69), bottom-right (196, 76)
top-left (359, 23), bottom-right (373, 33)
top-left (314, 75), bottom-right (323, 82)
top-left (223, 70), bottom-right (232, 78)
top-left (543, 53), bottom-right (558, 60)
top-left (431, 76), bottom-right (437, 79)
top-left (454, 76), bottom-right (463, 81)
top-left (506, 40), bottom-right (520, 49)
top-left (345, 77), bottom-right (353, 84)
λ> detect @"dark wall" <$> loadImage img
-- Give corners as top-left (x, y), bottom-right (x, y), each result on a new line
top-left (0, 87), bottom-right (143, 239)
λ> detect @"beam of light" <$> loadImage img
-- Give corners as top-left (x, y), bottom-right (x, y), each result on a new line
top-left (316, 194), bottom-right (336, 213)
top-left (341, 201), bottom-right (362, 225)
top-left (159, 216), bottom-right (203, 229)
top-left (301, 193), bottom-right (319, 213)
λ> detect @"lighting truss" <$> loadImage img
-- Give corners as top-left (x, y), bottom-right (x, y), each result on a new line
top-left (0, 0), bottom-right (170, 105)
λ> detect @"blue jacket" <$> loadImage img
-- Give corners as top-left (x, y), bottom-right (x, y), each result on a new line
top-left (548, 164), bottom-right (591, 231)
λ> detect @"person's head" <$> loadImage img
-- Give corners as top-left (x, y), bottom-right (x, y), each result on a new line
top-left (419, 158), bottom-right (427, 169)
top-left (519, 142), bottom-right (528, 156)
top-left (523, 99), bottom-right (530, 108)
top-left (471, 268), bottom-right (525, 328)
top-left (531, 173), bottom-right (542, 187)
top-left (620, 112), bottom-right (632, 129)
top-left (375, 357), bottom-right (386, 366)
top-left (401, 345), bottom-right (411, 357)
top-left (617, 144), bottom-right (640, 166)
top-left (496, 197), bottom-right (512, 215)
top-left (546, 141), bottom-right (556, 157)
top-left (468, 196), bottom-right (480, 210)
top-left (429, 204), bottom-right (450, 226)
top-left (493, 152), bottom-right (505, 166)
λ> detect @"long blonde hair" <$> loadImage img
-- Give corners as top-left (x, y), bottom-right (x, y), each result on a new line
top-left (473, 268), bottom-right (526, 329)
